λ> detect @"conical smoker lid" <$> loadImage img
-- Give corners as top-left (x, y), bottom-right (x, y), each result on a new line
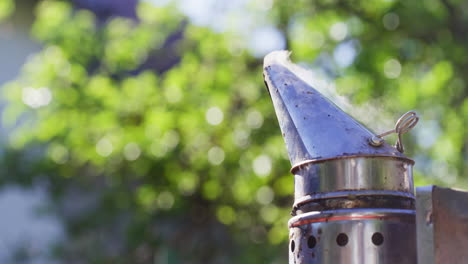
top-left (263, 51), bottom-right (409, 166)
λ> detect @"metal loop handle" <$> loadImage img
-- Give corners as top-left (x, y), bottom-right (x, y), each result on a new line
top-left (369, 111), bottom-right (419, 153)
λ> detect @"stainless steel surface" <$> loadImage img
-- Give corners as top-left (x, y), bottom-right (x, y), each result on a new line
top-left (288, 209), bottom-right (417, 264)
top-left (432, 186), bottom-right (468, 264)
top-left (415, 186), bottom-right (434, 264)
top-left (263, 51), bottom-right (408, 166)
top-left (263, 51), bottom-right (418, 264)
top-left (293, 157), bottom-right (414, 202)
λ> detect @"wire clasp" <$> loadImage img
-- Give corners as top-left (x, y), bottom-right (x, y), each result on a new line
top-left (369, 111), bottom-right (419, 153)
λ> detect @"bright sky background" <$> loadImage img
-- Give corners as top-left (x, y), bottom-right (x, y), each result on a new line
top-left (144, 0), bottom-right (286, 57)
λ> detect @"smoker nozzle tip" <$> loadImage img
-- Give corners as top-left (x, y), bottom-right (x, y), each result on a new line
top-left (264, 50), bottom-right (292, 69)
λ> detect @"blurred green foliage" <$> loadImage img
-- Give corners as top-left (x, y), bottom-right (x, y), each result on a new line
top-left (3, 1), bottom-right (291, 263)
top-left (0, 0), bottom-right (14, 22)
top-left (1, 0), bottom-right (468, 263)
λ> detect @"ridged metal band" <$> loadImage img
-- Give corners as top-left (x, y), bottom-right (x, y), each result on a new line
top-left (291, 155), bottom-right (415, 174)
top-left (293, 190), bottom-right (415, 209)
top-left (289, 208), bottom-right (415, 228)
top-left (292, 157), bottom-right (415, 202)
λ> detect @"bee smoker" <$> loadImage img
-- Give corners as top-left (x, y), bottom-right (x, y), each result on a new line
top-left (263, 51), bottom-right (418, 264)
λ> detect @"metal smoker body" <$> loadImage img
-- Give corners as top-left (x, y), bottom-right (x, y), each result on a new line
top-left (263, 51), bottom-right (417, 264)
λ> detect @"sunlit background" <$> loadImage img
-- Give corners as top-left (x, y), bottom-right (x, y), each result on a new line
top-left (0, 0), bottom-right (467, 263)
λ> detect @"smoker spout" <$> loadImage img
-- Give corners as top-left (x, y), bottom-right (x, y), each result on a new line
top-left (263, 51), bottom-right (408, 167)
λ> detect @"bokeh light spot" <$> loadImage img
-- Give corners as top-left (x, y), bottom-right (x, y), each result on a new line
top-left (150, 130), bottom-right (180, 158)
top-left (124, 142), bottom-right (141, 161)
top-left (329, 22), bottom-right (348, 41)
top-left (260, 205), bottom-right (279, 223)
top-left (49, 144), bottom-right (69, 164)
top-left (157, 191), bottom-right (174, 209)
top-left (208, 146), bottom-right (225, 165)
top-left (253, 155), bottom-right (272, 177)
top-left (255, 0), bottom-right (273, 11)
top-left (164, 85), bottom-right (183, 103)
top-left (96, 138), bottom-right (113, 157)
top-left (246, 110), bottom-right (264, 129)
top-left (309, 31), bottom-right (325, 49)
top-left (22, 87), bottom-right (52, 108)
top-left (256, 186), bottom-right (274, 205)
top-left (249, 26), bottom-right (286, 58)
top-left (205, 106), bottom-right (224, 125)
top-left (384, 59), bottom-right (402, 79)
top-left (383, 12), bottom-right (400, 30)
top-left (202, 180), bottom-right (221, 200)
top-left (217, 206), bottom-right (236, 225)
top-left (233, 129), bottom-right (250, 148)
top-left (178, 175), bottom-right (198, 196)
top-left (333, 42), bottom-right (357, 68)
